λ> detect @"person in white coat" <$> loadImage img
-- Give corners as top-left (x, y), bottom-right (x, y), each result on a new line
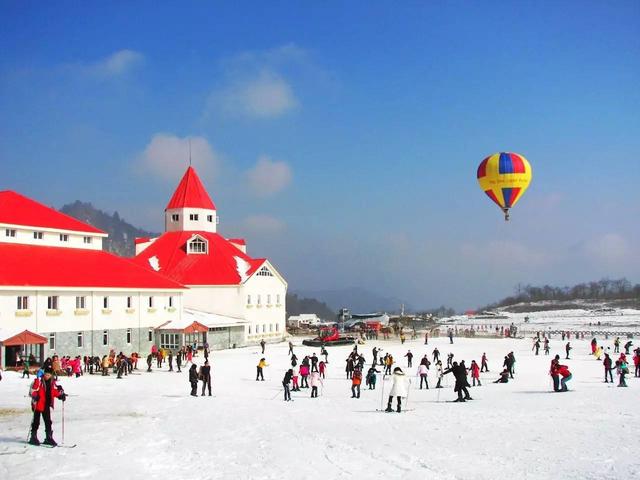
top-left (309, 370), bottom-right (322, 398)
top-left (385, 367), bottom-right (409, 412)
top-left (417, 363), bottom-right (429, 389)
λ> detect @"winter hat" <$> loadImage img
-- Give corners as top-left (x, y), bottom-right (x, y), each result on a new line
top-left (43, 365), bottom-right (53, 374)
top-left (393, 367), bottom-right (403, 374)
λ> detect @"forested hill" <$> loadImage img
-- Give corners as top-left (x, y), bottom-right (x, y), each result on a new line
top-left (286, 293), bottom-right (335, 320)
top-left (60, 201), bottom-right (158, 257)
top-left (482, 278), bottom-right (640, 312)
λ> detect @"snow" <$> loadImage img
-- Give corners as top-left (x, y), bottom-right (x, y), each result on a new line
top-left (1, 334), bottom-right (638, 479)
top-left (148, 255), bottom-right (160, 271)
top-left (234, 256), bottom-right (250, 283)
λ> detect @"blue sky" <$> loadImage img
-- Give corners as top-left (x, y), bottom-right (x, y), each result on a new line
top-left (1, 1), bottom-right (639, 310)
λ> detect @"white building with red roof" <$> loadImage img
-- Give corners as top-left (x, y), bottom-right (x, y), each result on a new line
top-left (0, 191), bottom-right (185, 368)
top-left (134, 166), bottom-right (288, 347)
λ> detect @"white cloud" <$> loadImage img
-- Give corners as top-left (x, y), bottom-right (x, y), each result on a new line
top-left (72, 50), bottom-right (144, 78)
top-left (136, 133), bottom-right (219, 182)
top-left (246, 155), bottom-right (292, 196)
top-left (210, 69), bottom-right (297, 118)
top-left (243, 215), bottom-right (286, 234)
top-left (460, 240), bottom-right (551, 269)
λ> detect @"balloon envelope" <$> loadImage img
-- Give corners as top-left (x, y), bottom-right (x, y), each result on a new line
top-left (477, 152), bottom-right (532, 219)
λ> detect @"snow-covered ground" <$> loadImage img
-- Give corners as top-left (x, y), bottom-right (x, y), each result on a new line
top-left (1, 334), bottom-right (638, 480)
top-left (446, 308), bottom-right (640, 334)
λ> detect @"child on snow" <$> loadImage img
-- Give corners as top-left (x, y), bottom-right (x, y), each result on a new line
top-left (351, 367), bottom-right (362, 398)
top-left (310, 370), bottom-right (322, 398)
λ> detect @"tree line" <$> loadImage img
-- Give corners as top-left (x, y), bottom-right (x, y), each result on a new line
top-left (486, 278), bottom-right (640, 308)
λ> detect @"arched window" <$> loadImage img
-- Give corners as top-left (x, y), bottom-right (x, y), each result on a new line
top-left (188, 237), bottom-right (207, 254)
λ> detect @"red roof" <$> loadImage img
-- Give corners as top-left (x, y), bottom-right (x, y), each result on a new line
top-left (228, 238), bottom-right (246, 245)
top-left (0, 191), bottom-right (105, 234)
top-left (165, 167), bottom-right (216, 211)
top-left (1, 330), bottom-right (47, 346)
top-left (0, 243), bottom-right (185, 290)
top-left (133, 231), bottom-right (265, 286)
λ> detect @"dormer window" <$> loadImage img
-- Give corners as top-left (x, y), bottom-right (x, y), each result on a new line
top-left (257, 266), bottom-right (274, 277)
top-left (5, 229), bottom-right (16, 237)
top-left (34, 231), bottom-right (43, 240)
top-left (189, 214), bottom-right (199, 221)
top-left (188, 236), bottom-right (207, 254)
top-left (172, 214), bottom-right (179, 222)
top-left (60, 234), bottom-right (69, 242)
top-left (83, 236), bottom-right (92, 244)
top-left (207, 215), bottom-right (213, 222)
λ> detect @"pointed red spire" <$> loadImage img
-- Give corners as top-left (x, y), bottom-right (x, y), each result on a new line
top-left (165, 167), bottom-right (216, 211)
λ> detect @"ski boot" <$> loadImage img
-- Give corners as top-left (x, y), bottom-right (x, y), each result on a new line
top-left (43, 435), bottom-right (57, 447)
top-left (28, 433), bottom-right (40, 446)
top-left (385, 404), bottom-right (393, 412)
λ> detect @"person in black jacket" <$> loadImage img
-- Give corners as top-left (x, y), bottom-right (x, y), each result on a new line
top-left (443, 361), bottom-right (472, 402)
top-left (282, 369), bottom-right (293, 401)
top-left (200, 360), bottom-right (212, 396)
top-left (176, 350), bottom-right (182, 373)
top-left (188, 364), bottom-right (198, 397)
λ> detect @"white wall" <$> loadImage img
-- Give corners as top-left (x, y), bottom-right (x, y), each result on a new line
top-left (1, 224), bottom-right (104, 250)
top-left (242, 267), bottom-right (287, 343)
top-left (165, 208), bottom-right (217, 233)
top-left (0, 288), bottom-right (182, 334)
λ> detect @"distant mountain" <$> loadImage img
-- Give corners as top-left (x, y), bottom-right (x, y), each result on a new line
top-left (286, 293), bottom-right (335, 321)
top-left (60, 201), bottom-right (158, 257)
top-left (294, 287), bottom-right (411, 314)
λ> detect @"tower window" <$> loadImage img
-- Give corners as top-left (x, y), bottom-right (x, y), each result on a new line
top-left (5, 229), bottom-right (16, 237)
top-left (257, 266), bottom-right (274, 277)
top-left (60, 234), bottom-right (69, 242)
top-left (207, 215), bottom-right (213, 222)
top-left (189, 214), bottom-right (199, 221)
top-left (172, 214), bottom-right (179, 222)
top-left (34, 231), bottom-right (43, 240)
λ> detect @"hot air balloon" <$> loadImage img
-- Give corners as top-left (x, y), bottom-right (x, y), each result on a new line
top-left (477, 152), bottom-right (532, 221)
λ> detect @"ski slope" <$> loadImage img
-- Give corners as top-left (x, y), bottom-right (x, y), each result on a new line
top-left (1, 334), bottom-right (638, 480)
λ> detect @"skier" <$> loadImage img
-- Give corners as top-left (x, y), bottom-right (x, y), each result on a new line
top-left (292, 367), bottom-right (300, 392)
top-left (420, 355), bottom-right (431, 368)
top-left (480, 353), bottom-right (489, 372)
top-left (614, 337), bottom-right (620, 353)
top-left (503, 355), bottom-right (514, 379)
top-left (291, 353), bottom-right (298, 368)
top-left (508, 352), bottom-right (516, 377)
top-left (288, 341), bottom-right (294, 356)
top-left (432, 347), bottom-right (440, 363)
top-left (319, 360), bottom-right (326, 379)
top-left (493, 368), bottom-right (509, 383)
top-left (384, 354), bottom-right (393, 375)
top-left (470, 360), bottom-right (481, 386)
top-left (188, 364), bottom-right (198, 397)
top-left (603, 353), bottom-right (614, 383)
top-left (146, 354), bottom-right (153, 373)
top-left (260, 339), bottom-right (266, 354)
top-left (167, 351), bottom-right (174, 372)
top-left (417, 362), bottom-right (429, 389)
top-left (447, 353), bottom-right (454, 368)
top-left (549, 355), bottom-right (560, 392)
top-left (534, 339), bottom-right (540, 356)
top-left (372, 347), bottom-right (379, 365)
top-left (385, 367), bottom-right (409, 412)
top-left (366, 365), bottom-right (380, 390)
top-left (624, 340), bottom-right (633, 355)
top-left (256, 358), bottom-right (267, 381)
top-left (28, 365), bottom-right (66, 446)
top-left (591, 337), bottom-right (598, 355)
top-left (300, 362), bottom-right (310, 388)
top-left (176, 350), bottom-right (182, 373)
top-left (351, 367), bottom-right (362, 398)
top-left (565, 342), bottom-right (572, 359)
top-left (405, 350), bottom-right (413, 368)
top-left (449, 329), bottom-right (454, 344)
top-left (321, 345), bottom-right (329, 363)
top-left (553, 363), bottom-right (572, 392)
top-left (617, 360), bottom-right (629, 387)
top-left (200, 360), bottom-right (212, 396)
top-left (310, 370), bottom-right (322, 398)
top-left (633, 348), bottom-right (640, 378)
top-left (435, 360), bottom-right (444, 388)
top-left (345, 357), bottom-right (354, 379)
top-left (544, 338), bottom-right (550, 355)
top-left (311, 353), bottom-right (319, 372)
top-left (424, 332), bottom-right (429, 345)
top-left (442, 361), bottom-right (472, 402)
top-left (282, 369), bottom-right (293, 401)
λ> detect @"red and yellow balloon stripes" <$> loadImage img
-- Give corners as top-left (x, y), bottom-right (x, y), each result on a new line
top-left (477, 152), bottom-right (532, 220)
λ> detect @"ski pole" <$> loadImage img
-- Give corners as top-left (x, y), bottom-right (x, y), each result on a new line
top-left (62, 399), bottom-right (65, 445)
top-left (405, 378), bottom-right (412, 411)
top-left (380, 374), bottom-right (386, 411)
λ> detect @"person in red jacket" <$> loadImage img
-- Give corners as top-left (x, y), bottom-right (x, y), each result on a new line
top-left (549, 355), bottom-right (560, 392)
top-left (469, 360), bottom-right (481, 386)
top-left (554, 363), bottom-right (572, 392)
top-left (29, 364), bottom-right (66, 446)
